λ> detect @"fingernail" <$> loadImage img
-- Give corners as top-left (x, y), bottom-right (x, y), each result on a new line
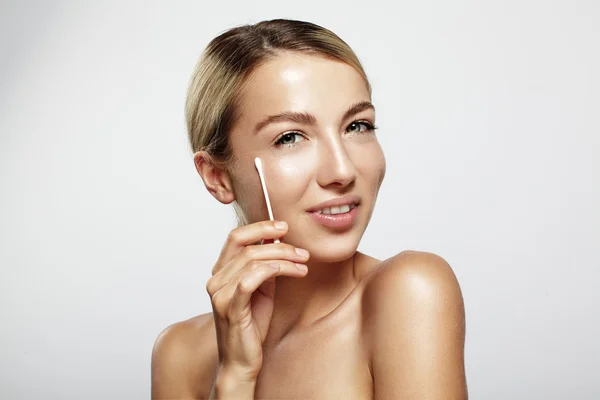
top-left (295, 248), bottom-right (309, 258)
top-left (274, 221), bottom-right (287, 231)
top-left (295, 263), bottom-right (308, 272)
top-left (268, 262), bottom-right (280, 269)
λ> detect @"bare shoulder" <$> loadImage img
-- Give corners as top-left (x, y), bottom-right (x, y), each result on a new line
top-left (362, 249), bottom-right (465, 333)
top-left (151, 312), bottom-right (218, 399)
top-left (363, 250), bottom-right (464, 305)
top-left (361, 250), bottom-right (467, 398)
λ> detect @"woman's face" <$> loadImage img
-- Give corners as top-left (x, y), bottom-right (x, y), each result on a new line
top-left (227, 52), bottom-right (386, 262)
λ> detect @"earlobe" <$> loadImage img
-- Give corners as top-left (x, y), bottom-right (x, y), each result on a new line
top-left (193, 151), bottom-right (235, 204)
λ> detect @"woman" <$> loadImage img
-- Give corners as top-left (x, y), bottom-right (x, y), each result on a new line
top-left (152, 19), bottom-right (467, 399)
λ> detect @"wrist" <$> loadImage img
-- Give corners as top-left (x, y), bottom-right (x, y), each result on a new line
top-left (211, 365), bottom-right (256, 399)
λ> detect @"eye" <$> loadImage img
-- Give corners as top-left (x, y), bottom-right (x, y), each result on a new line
top-left (346, 121), bottom-right (377, 134)
top-left (274, 132), bottom-right (305, 147)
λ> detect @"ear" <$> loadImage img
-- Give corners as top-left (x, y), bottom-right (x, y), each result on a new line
top-left (193, 151), bottom-right (235, 204)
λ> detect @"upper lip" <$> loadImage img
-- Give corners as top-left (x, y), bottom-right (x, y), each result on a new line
top-left (307, 194), bottom-right (361, 212)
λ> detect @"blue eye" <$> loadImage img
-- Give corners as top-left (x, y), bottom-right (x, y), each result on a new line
top-left (346, 121), bottom-right (377, 134)
top-left (275, 132), bottom-right (305, 147)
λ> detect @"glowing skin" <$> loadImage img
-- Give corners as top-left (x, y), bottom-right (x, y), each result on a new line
top-left (228, 52), bottom-right (386, 262)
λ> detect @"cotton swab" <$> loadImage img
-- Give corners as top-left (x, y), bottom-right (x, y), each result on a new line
top-left (254, 157), bottom-right (280, 244)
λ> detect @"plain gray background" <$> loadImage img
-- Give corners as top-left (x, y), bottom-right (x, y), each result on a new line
top-left (1, 1), bottom-right (598, 398)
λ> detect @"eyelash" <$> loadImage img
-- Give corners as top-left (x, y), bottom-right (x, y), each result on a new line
top-left (274, 120), bottom-right (378, 148)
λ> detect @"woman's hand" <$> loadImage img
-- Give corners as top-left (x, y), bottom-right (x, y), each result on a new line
top-left (206, 220), bottom-right (310, 383)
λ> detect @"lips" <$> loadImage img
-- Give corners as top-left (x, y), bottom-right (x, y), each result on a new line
top-left (306, 194), bottom-right (361, 214)
top-left (308, 203), bottom-right (359, 229)
top-left (306, 194), bottom-right (361, 230)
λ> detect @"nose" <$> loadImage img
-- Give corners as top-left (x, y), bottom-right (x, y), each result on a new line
top-left (316, 136), bottom-right (357, 188)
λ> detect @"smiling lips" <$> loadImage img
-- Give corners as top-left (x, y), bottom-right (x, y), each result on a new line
top-left (307, 195), bottom-right (360, 229)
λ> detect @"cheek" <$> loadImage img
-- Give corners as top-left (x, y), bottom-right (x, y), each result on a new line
top-left (231, 152), bottom-right (315, 222)
top-left (265, 153), bottom-right (313, 203)
top-left (351, 142), bottom-right (386, 187)
top-left (251, 151), bottom-right (314, 221)
top-left (376, 148), bottom-right (387, 186)
top-left (231, 167), bottom-right (264, 220)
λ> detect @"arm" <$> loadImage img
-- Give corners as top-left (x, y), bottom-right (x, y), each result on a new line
top-left (208, 366), bottom-right (256, 399)
top-left (151, 315), bottom-right (256, 399)
top-left (151, 328), bottom-right (255, 399)
top-left (363, 251), bottom-right (467, 399)
top-left (152, 221), bottom-right (305, 399)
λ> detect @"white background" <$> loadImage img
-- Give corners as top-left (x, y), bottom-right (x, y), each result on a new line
top-left (1, 1), bottom-right (598, 398)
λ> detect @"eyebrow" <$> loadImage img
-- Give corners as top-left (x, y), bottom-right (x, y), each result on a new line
top-left (253, 101), bottom-right (375, 134)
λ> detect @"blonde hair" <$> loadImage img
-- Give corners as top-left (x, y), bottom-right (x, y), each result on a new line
top-left (185, 19), bottom-right (371, 225)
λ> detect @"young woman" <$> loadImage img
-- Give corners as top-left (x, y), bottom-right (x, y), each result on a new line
top-left (151, 19), bottom-right (467, 399)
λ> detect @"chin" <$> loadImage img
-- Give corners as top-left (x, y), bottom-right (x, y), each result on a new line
top-left (290, 228), bottom-right (362, 263)
top-left (309, 245), bottom-right (358, 263)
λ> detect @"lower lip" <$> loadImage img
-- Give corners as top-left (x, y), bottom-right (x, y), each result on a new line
top-left (308, 205), bottom-right (359, 230)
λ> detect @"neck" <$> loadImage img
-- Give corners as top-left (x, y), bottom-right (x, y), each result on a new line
top-left (266, 252), bottom-right (360, 345)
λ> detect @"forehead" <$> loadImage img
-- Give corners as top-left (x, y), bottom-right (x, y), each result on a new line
top-left (235, 53), bottom-right (371, 123)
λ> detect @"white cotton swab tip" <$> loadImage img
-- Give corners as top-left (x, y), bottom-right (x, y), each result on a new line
top-left (254, 157), bottom-right (280, 244)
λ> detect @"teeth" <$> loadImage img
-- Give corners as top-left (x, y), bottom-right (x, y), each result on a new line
top-left (317, 204), bottom-right (355, 215)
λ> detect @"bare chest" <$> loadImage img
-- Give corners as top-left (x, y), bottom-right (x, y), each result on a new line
top-left (254, 315), bottom-right (372, 399)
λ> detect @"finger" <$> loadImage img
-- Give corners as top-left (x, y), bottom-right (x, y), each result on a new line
top-left (228, 261), bottom-right (308, 320)
top-left (207, 244), bottom-right (310, 294)
top-left (214, 220), bottom-right (289, 274)
top-left (220, 243), bottom-right (309, 283)
top-left (210, 260), bottom-right (306, 317)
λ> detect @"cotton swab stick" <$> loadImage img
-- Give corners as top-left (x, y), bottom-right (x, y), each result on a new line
top-left (254, 157), bottom-right (280, 244)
